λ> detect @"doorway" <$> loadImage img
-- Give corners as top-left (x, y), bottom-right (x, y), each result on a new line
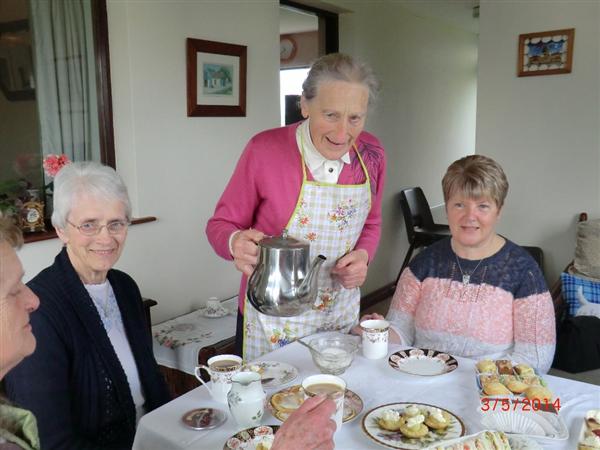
top-left (279, 1), bottom-right (338, 126)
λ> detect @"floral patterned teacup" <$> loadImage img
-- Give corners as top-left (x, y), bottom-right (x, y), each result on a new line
top-left (360, 319), bottom-right (390, 359)
top-left (195, 354), bottom-right (242, 403)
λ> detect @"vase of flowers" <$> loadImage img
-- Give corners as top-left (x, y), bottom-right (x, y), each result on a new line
top-left (42, 154), bottom-right (71, 221)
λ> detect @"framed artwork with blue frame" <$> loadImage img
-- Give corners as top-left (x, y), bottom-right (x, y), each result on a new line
top-left (518, 28), bottom-right (574, 77)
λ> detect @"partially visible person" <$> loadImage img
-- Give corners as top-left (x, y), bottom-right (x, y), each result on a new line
top-left (206, 53), bottom-right (386, 360)
top-left (5, 162), bottom-right (170, 449)
top-left (272, 394), bottom-right (336, 450)
top-left (0, 215), bottom-right (40, 450)
top-left (358, 155), bottom-right (556, 373)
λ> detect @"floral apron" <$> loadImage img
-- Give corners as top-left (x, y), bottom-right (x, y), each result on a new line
top-left (243, 140), bottom-right (372, 361)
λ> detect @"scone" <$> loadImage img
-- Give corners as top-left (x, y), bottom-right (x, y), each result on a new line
top-left (505, 378), bottom-right (529, 394)
top-left (524, 386), bottom-right (552, 401)
top-left (402, 404), bottom-right (422, 418)
top-left (476, 359), bottom-right (497, 373)
top-left (521, 374), bottom-right (541, 386)
top-left (514, 363), bottom-right (534, 376)
top-left (424, 408), bottom-right (451, 430)
top-left (480, 374), bottom-right (499, 385)
top-left (483, 381), bottom-right (512, 396)
top-left (378, 410), bottom-right (403, 431)
top-left (496, 359), bottom-right (513, 375)
top-left (399, 414), bottom-right (429, 438)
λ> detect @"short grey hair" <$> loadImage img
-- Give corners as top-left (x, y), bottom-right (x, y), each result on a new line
top-left (51, 161), bottom-right (131, 229)
top-left (302, 53), bottom-right (379, 106)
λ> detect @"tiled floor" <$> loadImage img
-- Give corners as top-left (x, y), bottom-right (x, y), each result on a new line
top-left (364, 298), bottom-right (600, 386)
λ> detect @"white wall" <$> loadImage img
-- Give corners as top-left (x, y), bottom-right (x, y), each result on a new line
top-left (332, 0), bottom-right (478, 291)
top-left (17, 0), bottom-right (478, 323)
top-left (477, 0), bottom-right (600, 282)
top-left (19, 0), bottom-right (281, 323)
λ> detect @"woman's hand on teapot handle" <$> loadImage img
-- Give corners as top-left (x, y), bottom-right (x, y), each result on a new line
top-left (331, 249), bottom-right (369, 289)
top-left (231, 229), bottom-right (265, 276)
top-left (350, 313), bottom-right (385, 336)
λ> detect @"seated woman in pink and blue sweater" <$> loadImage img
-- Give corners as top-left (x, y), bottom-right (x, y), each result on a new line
top-left (360, 155), bottom-right (556, 373)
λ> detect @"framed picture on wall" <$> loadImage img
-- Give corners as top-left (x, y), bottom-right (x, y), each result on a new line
top-left (517, 28), bottom-right (574, 77)
top-left (186, 38), bottom-right (247, 116)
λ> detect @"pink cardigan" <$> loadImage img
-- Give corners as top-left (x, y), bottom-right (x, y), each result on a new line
top-left (206, 122), bottom-right (387, 310)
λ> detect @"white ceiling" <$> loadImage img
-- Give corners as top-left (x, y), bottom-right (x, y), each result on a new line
top-left (279, 1), bottom-right (478, 36)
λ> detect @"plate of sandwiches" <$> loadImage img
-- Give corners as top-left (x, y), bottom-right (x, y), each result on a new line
top-left (361, 402), bottom-right (465, 449)
top-left (427, 430), bottom-right (542, 449)
top-left (578, 409), bottom-right (600, 450)
top-left (475, 359), bottom-right (554, 404)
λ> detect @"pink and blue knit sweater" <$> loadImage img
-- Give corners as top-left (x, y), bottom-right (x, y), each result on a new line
top-left (388, 238), bottom-right (556, 373)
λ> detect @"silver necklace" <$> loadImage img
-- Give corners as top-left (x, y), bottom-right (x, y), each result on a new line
top-left (454, 253), bottom-right (484, 286)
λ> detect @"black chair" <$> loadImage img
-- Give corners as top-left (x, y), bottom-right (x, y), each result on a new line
top-left (521, 246), bottom-right (544, 272)
top-left (396, 187), bottom-right (451, 284)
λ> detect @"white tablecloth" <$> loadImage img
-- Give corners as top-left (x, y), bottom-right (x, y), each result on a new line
top-left (152, 297), bottom-right (237, 375)
top-left (134, 342), bottom-right (600, 450)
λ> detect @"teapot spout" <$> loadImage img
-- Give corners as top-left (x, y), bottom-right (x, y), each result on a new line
top-left (299, 254), bottom-right (326, 295)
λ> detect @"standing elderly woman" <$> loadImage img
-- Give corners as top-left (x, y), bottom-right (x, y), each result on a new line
top-left (361, 155), bottom-right (556, 373)
top-left (0, 216), bottom-right (40, 450)
top-left (206, 53), bottom-right (386, 360)
top-left (5, 162), bottom-right (170, 450)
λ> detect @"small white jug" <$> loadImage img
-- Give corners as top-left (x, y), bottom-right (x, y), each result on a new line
top-left (227, 371), bottom-right (266, 428)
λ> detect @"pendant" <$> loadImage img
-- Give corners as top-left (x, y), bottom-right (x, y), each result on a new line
top-left (462, 274), bottom-right (470, 286)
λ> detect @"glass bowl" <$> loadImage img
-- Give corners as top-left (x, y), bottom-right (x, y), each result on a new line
top-left (308, 334), bottom-right (360, 375)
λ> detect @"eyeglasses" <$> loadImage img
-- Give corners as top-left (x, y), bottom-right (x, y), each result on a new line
top-left (66, 219), bottom-right (130, 236)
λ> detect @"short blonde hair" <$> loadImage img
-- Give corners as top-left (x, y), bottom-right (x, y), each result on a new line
top-left (442, 155), bottom-right (509, 209)
top-left (0, 214), bottom-right (23, 249)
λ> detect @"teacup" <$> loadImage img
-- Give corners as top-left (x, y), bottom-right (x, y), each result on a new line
top-left (195, 354), bottom-right (242, 403)
top-left (360, 319), bottom-right (390, 359)
top-left (301, 374), bottom-right (346, 432)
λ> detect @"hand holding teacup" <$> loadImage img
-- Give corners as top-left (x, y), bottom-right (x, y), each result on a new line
top-left (301, 374), bottom-right (346, 432)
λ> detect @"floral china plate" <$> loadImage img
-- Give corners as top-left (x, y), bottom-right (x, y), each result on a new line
top-left (242, 361), bottom-right (299, 389)
top-left (361, 402), bottom-right (465, 449)
top-left (388, 348), bottom-right (458, 376)
top-left (268, 384), bottom-right (363, 423)
top-left (223, 425), bottom-right (280, 449)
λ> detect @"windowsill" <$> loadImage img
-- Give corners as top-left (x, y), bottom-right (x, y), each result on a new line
top-left (23, 216), bottom-right (157, 244)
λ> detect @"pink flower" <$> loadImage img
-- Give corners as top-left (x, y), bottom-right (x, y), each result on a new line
top-left (43, 154), bottom-right (71, 178)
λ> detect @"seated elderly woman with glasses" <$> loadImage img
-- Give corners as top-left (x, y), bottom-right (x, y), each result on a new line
top-left (5, 162), bottom-right (170, 450)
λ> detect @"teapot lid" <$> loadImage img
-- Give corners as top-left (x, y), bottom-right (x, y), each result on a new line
top-left (259, 229), bottom-right (309, 250)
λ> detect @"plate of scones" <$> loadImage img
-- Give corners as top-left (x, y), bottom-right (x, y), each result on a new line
top-left (475, 359), bottom-right (554, 404)
top-left (361, 402), bottom-right (465, 449)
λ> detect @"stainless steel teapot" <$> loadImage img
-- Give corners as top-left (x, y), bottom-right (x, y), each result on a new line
top-left (247, 230), bottom-right (326, 317)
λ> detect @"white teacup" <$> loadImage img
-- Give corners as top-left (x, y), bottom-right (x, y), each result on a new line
top-left (301, 374), bottom-right (346, 432)
top-left (360, 319), bottom-right (390, 359)
top-left (195, 354), bottom-right (242, 403)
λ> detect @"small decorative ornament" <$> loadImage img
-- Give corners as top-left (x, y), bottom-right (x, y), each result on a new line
top-left (20, 189), bottom-right (45, 233)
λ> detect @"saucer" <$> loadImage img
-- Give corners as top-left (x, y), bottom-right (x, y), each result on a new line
top-left (182, 407), bottom-right (227, 430)
top-left (388, 348), bottom-right (458, 376)
top-left (269, 384), bottom-right (363, 423)
top-left (202, 307), bottom-right (229, 318)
